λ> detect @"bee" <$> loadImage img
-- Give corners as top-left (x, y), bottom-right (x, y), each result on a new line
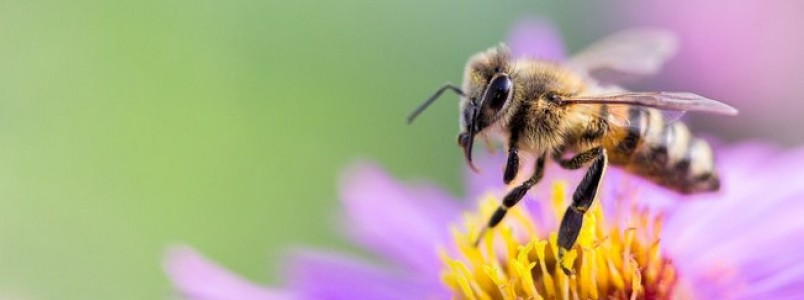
top-left (407, 29), bottom-right (737, 273)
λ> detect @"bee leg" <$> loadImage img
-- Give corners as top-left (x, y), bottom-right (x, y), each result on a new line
top-left (557, 149), bottom-right (608, 275)
top-left (503, 147), bottom-right (519, 185)
top-left (475, 154), bottom-right (546, 246)
top-left (553, 147), bottom-right (603, 170)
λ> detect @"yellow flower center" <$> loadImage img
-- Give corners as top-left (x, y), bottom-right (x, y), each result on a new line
top-left (440, 181), bottom-right (679, 300)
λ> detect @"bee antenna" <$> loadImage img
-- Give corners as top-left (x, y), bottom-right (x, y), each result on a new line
top-left (407, 83), bottom-right (464, 124)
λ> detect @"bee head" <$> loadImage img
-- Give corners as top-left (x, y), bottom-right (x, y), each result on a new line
top-left (458, 45), bottom-right (515, 171)
top-left (409, 45), bottom-right (582, 172)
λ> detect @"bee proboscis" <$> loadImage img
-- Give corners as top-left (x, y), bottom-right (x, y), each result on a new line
top-left (408, 29), bottom-right (738, 274)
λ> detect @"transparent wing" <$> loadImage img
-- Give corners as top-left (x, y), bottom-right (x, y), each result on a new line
top-left (572, 103), bottom-right (687, 129)
top-left (568, 29), bottom-right (678, 84)
top-left (564, 92), bottom-right (738, 116)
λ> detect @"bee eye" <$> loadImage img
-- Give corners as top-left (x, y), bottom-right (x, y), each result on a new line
top-left (546, 92), bottom-right (562, 104)
top-left (484, 75), bottom-right (512, 111)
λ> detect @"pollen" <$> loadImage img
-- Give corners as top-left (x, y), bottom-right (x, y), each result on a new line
top-left (439, 181), bottom-right (677, 300)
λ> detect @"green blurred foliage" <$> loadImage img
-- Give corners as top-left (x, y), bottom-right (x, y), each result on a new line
top-left (0, 1), bottom-right (618, 299)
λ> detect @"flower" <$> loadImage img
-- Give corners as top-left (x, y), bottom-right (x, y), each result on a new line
top-left (163, 20), bottom-right (804, 299)
top-left (165, 246), bottom-right (291, 300)
top-left (164, 141), bottom-right (804, 299)
top-left (440, 184), bottom-right (676, 299)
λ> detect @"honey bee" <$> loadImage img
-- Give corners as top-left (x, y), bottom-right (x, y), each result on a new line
top-left (407, 29), bottom-right (737, 273)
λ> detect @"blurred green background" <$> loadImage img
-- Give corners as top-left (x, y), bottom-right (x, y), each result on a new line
top-left (2, 0), bottom-right (797, 299)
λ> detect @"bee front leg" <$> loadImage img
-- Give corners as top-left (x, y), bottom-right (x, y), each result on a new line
top-left (503, 146), bottom-right (519, 185)
top-left (475, 153), bottom-right (546, 246)
top-left (503, 134), bottom-right (521, 184)
top-left (557, 149), bottom-right (608, 275)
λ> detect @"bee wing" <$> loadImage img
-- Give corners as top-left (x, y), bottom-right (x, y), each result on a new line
top-left (571, 103), bottom-right (687, 129)
top-left (564, 92), bottom-right (738, 116)
top-left (568, 29), bottom-right (678, 84)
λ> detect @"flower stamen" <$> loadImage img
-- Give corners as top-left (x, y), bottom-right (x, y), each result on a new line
top-left (440, 181), bottom-right (678, 299)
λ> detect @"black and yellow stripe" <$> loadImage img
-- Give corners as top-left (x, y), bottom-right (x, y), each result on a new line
top-left (590, 106), bottom-right (719, 194)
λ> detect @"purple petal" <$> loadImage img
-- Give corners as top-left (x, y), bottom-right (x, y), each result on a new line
top-left (663, 143), bottom-right (799, 249)
top-left (339, 163), bottom-right (460, 277)
top-left (164, 246), bottom-right (291, 300)
top-left (463, 151), bottom-right (508, 200)
top-left (664, 143), bottom-right (804, 298)
top-left (287, 251), bottom-right (446, 300)
top-left (506, 17), bottom-right (566, 61)
top-left (743, 264), bottom-right (804, 299)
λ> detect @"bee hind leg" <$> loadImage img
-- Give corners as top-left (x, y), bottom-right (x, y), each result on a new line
top-left (474, 154), bottom-right (546, 246)
top-left (554, 147), bottom-right (604, 170)
top-left (557, 149), bottom-right (608, 275)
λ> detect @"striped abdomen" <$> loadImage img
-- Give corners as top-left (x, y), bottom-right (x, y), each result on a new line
top-left (600, 106), bottom-right (719, 194)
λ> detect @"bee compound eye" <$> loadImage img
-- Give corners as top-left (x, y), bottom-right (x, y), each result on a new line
top-left (546, 92), bottom-right (562, 104)
top-left (485, 76), bottom-right (512, 111)
top-left (457, 132), bottom-right (470, 147)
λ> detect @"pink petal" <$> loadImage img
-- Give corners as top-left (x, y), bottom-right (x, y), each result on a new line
top-left (164, 246), bottom-right (290, 300)
top-left (339, 162), bottom-right (460, 276)
top-left (287, 250), bottom-right (445, 300)
top-left (463, 151), bottom-right (508, 200)
top-left (664, 142), bottom-right (799, 249)
top-left (664, 143), bottom-right (804, 298)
